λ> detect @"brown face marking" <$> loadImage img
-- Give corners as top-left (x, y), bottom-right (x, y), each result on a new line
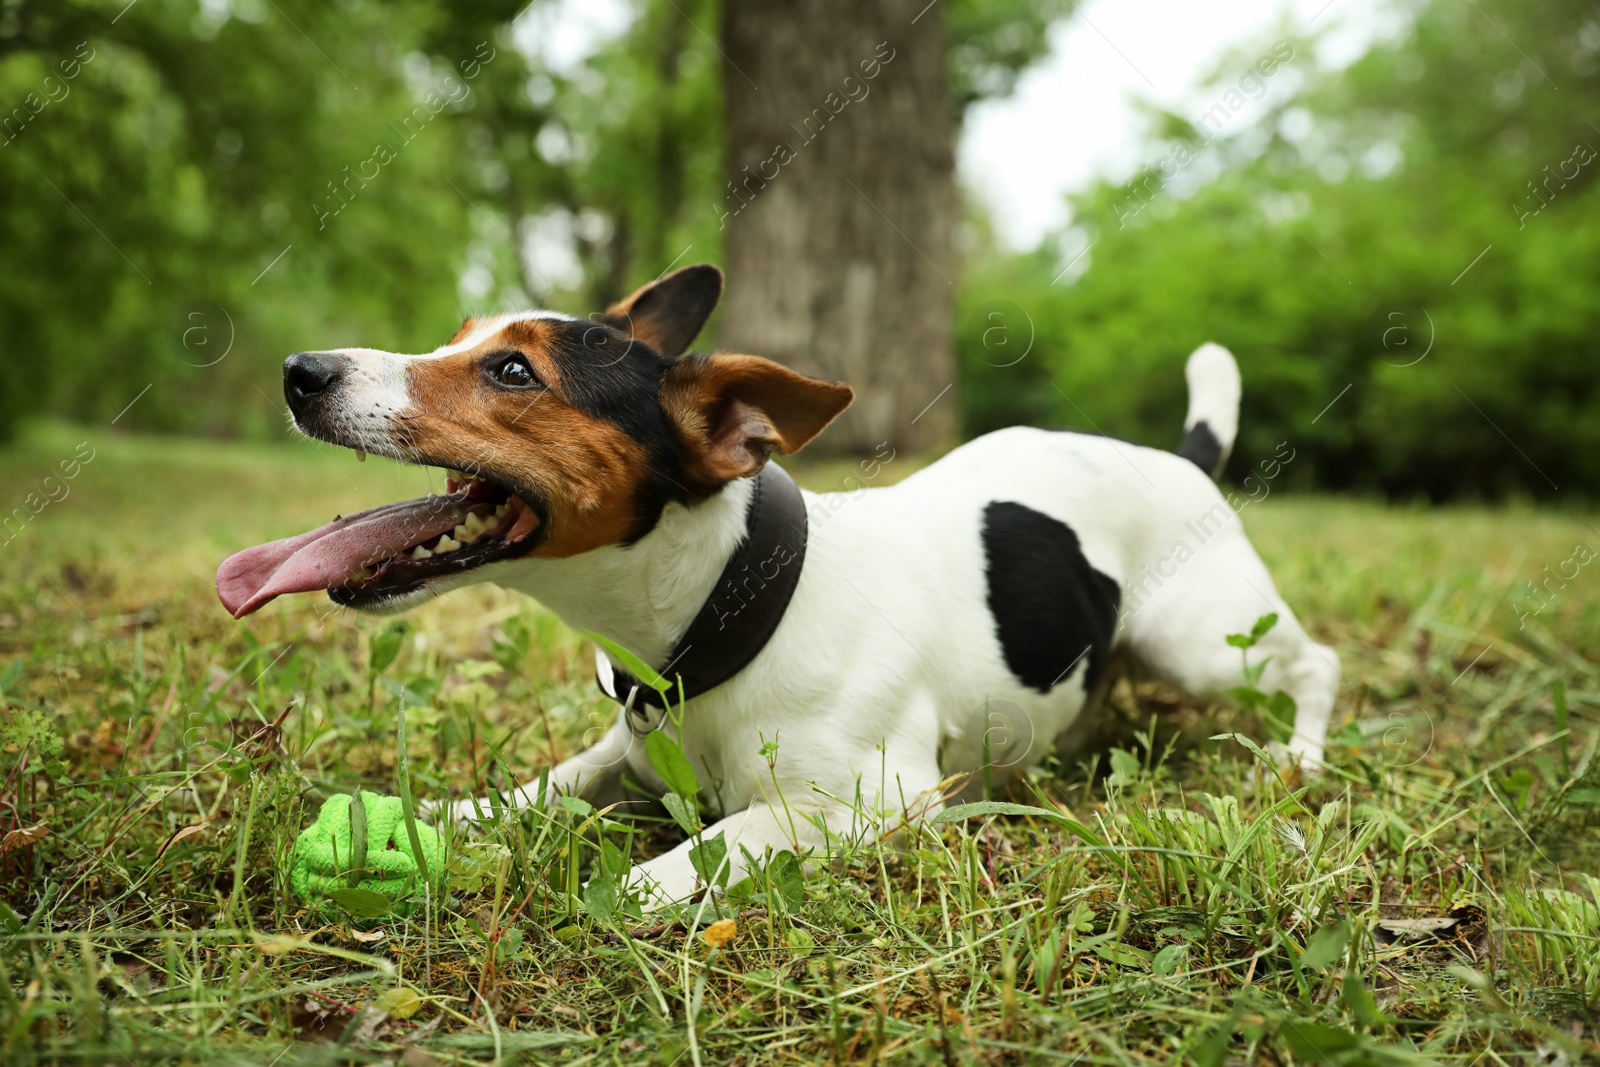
top-left (400, 319), bottom-right (657, 558)
top-left (371, 269), bottom-right (847, 563)
top-left (446, 317), bottom-right (479, 346)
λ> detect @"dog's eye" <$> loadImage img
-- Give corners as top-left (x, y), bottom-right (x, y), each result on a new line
top-left (488, 354), bottom-right (543, 390)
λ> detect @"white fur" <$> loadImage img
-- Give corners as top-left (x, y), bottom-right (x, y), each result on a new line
top-left (342, 339), bottom-right (1337, 909)
top-left (436, 443), bottom-right (1337, 909)
top-left (1184, 342), bottom-right (1241, 447)
top-left (308, 312), bottom-right (578, 463)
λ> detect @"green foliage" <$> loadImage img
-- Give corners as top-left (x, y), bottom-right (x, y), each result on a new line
top-left (931, 798), bottom-right (1107, 846)
top-left (660, 790), bottom-right (701, 834)
top-left (1222, 613), bottom-right (1297, 743)
top-left (644, 729), bottom-right (698, 797)
top-left (0, 0), bottom-right (528, 440)
top-left (1301, 919), bottom-right (1351, 971)
top-left (586, 630), bottom-right (671, 693)
top-left (367, 621), bottom-right (408, 676)
top-left (946, 0), bottom-right (1079, 108)
top-left (962, 0), bottom-right (1600, 497)
top-left (687, 829), bottom-right (728, 890)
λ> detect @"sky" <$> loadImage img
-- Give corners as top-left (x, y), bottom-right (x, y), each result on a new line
top-left (512, 0), bottom-right (1397, 259)
top-left (959, 0), bottom-right (1396, 249)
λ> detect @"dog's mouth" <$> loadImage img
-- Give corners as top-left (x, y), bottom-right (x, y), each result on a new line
top-left (216, 469), bottom-right (543, 618)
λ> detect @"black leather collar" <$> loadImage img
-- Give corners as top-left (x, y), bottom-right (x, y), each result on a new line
top-left (597, 462), bottom-right (808, 726)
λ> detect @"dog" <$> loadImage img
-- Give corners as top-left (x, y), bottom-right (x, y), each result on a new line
top-left (217, 264), bottom-right (1338, 908)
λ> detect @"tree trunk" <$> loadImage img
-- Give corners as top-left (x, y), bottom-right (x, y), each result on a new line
top-left (719, 0), bottom-right (958, 454)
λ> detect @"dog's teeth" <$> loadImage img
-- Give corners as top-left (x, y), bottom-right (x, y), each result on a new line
top-left (493, 504), bottom-right (508, 520)
top-left (464, 513), bottom-right (490, 539)
top-left (453, 523), bottom-right (473, 543)
top-left (410, 545), bottom-right (433, 560)
top-left (435, 535), bottom-right (461, 554)
top-left (355, 449), bottom-right (367, 463)
top-left (352, 566), bottom-right (375, 580)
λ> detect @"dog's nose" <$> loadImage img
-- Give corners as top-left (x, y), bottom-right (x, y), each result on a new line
top-left (284, 352), bottom-right (342, 404)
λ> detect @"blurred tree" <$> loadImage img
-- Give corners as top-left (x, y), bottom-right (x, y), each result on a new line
top-left (463, 0), bottom-right (1076, 454)
top-left (717, 0), bottom-right (1076, 453)
top-left (448, 0), bottom-right (726, 314)
top-left (719, 0), bottom-right (957, 453)
top-left (961, 0), bottom-right (1600, 498)
top-left (0, 0), bottom-right (518, 439)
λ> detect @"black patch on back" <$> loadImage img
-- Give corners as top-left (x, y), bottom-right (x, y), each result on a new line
top-left (1177, 420), bottom-right (1223, 479)
top-left (981, 501), bottom-right (1121, 694)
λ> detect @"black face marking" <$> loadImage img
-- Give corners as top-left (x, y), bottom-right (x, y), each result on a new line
top-left (544, 319), bottom-right (692, 543)
top-left (981, 501), bottom-right (1121, 695)
top-left (1177, 420), bottom-right (1224, 479)
top-left (601, 264), bottom-right (723, 357)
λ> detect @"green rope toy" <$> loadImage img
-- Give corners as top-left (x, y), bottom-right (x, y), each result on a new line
top-left (290, 790), bottom-right (443, 916)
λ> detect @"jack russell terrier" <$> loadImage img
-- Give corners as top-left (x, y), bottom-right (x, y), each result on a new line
top-left (217, 265), bottom-right (1338, 907)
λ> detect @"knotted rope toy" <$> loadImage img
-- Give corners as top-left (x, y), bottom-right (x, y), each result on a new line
top-left (290, 790), bottom-right (443, 916)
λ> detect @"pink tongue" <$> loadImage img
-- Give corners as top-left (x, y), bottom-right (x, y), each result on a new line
top-left (216, 496), bottom-right (469, 618)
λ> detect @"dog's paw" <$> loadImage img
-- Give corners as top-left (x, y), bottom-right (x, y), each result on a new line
top-left (625, 851), bottom-right (707, 913)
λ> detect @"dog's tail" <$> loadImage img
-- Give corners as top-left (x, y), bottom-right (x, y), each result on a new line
top-left (1175, 343), bottom-right (1240, 480)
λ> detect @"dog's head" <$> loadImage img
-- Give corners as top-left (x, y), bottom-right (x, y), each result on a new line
top-left (216, 265), bottom-right (853, 617)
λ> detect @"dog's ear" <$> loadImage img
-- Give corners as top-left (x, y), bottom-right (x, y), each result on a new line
top-left (663, 353), bottom-right (854, 487)
top-left (602, 264), bottom-right (723, 358)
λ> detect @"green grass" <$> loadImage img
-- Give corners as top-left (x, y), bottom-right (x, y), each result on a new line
top-left (1, 422), bottom-right (1598, 1065)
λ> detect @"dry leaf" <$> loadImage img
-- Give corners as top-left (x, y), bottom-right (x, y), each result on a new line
top-left (349, 1005), bottom-right (391, 1043)
top-left (155, 821), bottom-right (208, 862)
top-left (703, 918), bottom-right (737, 950)
top-left (1376, 917), bottom-right (1460, 938)
top-left (254, 935), bottom-right (309, 955)
top-left (0, 822), bottom-right (48, 855)
top-left (348, 928), bottom-right (387, 944)
top-left (1374, 906), bottom-right (1487, 955)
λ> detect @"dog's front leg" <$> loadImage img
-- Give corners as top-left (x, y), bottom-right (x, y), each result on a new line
top-left (626, 763), bottom-right (947, 911)
top-left (432, 713), bottom-right (635, 826)
top-left (625, 799), bottom-right (847, 911)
